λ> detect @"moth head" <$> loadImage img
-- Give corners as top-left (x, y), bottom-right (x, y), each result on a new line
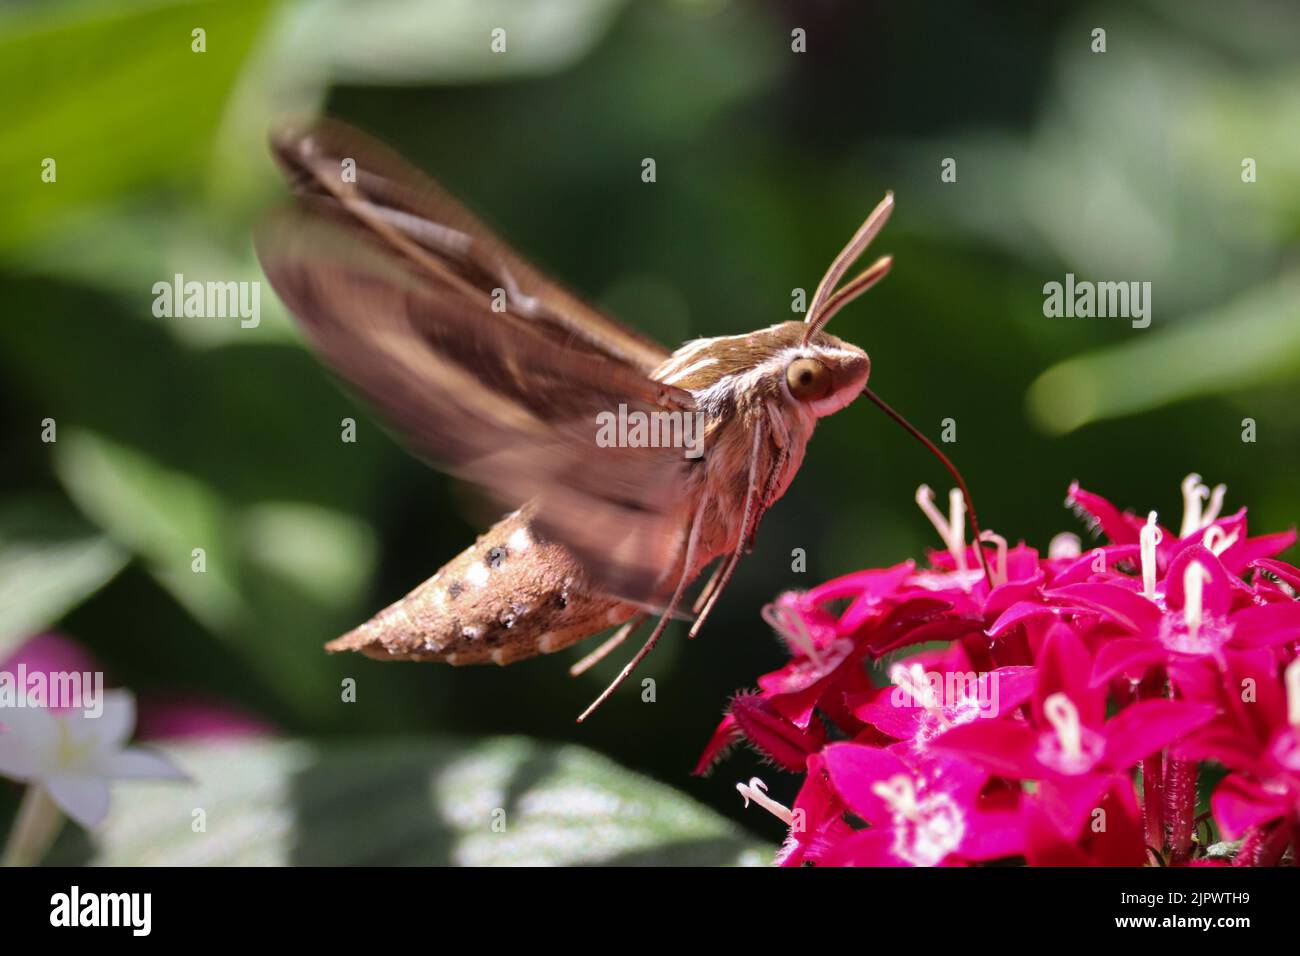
top-left (776, 325), bottom-right (870, 417)
top-left (655, 321), bottom-right (868, 419)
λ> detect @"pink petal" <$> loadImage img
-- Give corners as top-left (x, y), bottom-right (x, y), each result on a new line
top-left (984, 574), bottom-right (1045, 619)
top-left (851, 684), bottom-right (919, 740)
top-left (730, 694), bottom-right (824, 772)
top-left (1089, 638), bottom-right (1166, 686)
top-left (1251, 558), bottom-right (1300, 591)
top-left (822, 742), bottom-right (911, 824)
top-left (820, 828), bottom-right (909, 866)
top-left (1165, 546), bottom-right (1233, 617)
top-left (1034, 624), bottom-right (1104, 728)
top-left (1066, 483), bottom-right (1144, 545)
top-left (988, 600), bottom-right (1069, 638)
top-left (692, 714), bottom-right (740, 777)
top-left (1229, 601), bottom-right (1300, 648)
top-left (1035, 774), bottom-right (1117, 837)
top-left (806, 561), bottom-right (916, 605)
top-left (1211, 773), bottom-right (1288, 840)
top-left (1219, 529), bottom-right (1296, 575)
top-left (930, 720), bottom-right (1041, 779)
top-left (960, 808), bottom-right (1025, 862)
top-left (1045, 582), bottom-right (1162, 635)
top-left (989, 666), bottom-right (1037, 717)
top-left (1101, 700), bottom-right (1216, 770)
top-left (1050, 545), bottom-right (1140, 587)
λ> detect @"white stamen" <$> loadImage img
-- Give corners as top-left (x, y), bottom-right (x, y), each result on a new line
top-left (736, 777), bottom-right (794, 825)
top-left (915, 485), bottom-right (968, 574)
top-left (948, 488), bottom-right (968, 573)
top-left (1140, 511), bottom-right (1162, 599)
top-left (1183, 562), bottom-right (1209, 642)
top-left (1048, 532), bottom-right (1082, 559)
top-left (1286, 658), bottom-right (1300, 729)
top-left (762, 604), bottom-right (824, 668)
top-left (1179, 474), bottom-right (1227, 538)
top-left (1043, 692), bottom-right (1082, 761)
top-left (977, 530), bottom-right (1008, 587)
top-left (1179, 474), bottom-right (1207, 538)
top-left (1202, 483), bottom-right (1227, 529)
top-left (1201, 525), bottom-right (1238, 557)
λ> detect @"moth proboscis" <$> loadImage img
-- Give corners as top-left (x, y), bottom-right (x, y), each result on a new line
top-left (254, 118), bottom-right (991, 722)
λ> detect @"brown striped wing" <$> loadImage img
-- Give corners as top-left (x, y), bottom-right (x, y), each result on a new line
top-left (255, 121), bottom-right (698, 606)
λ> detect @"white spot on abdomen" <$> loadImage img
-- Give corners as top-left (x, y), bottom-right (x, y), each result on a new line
top-left (507, 526), bottom-right (532, 553)
top-left (467, 563), bottom-right (490, 588)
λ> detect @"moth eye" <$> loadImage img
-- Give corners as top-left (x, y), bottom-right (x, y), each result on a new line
top-left (785, 357), bottom-right (832, 401)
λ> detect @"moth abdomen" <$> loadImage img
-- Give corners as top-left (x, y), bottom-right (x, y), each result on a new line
top-left (325, 504), bottom-right (636, 665)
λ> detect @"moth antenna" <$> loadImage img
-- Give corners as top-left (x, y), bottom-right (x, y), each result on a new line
top-left (805, 255), bottom-right (892, 342)
top-left (804, 192), bottom-right (894, 343)
top-left (861, 386), bottom-right (995, 590)
top-left (576, 497), bottom-right (708, 722)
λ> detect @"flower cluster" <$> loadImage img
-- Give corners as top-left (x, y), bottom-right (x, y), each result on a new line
top-left (701, 476), bottom-right (1300, 866)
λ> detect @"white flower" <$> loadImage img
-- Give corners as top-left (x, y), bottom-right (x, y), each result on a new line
top-left (0, 689), bottom-right (186, 828)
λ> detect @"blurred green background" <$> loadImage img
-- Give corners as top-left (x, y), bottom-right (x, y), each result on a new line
top-left (2, 0), bottom-right (1298, 863)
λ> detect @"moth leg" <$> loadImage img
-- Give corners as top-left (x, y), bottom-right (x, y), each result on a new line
top-left (763, 398), bottom-right (789, 450)
top-left (576, 496), bottom-right (708, 723)
top-left (688, 418), bottom-right (766, 640)
top-left (569, 613), bottom-right (647, 678)
top-left (759, 445), bottom-right (790, 530)
top-left (691, 559), bottom-right (727, 615)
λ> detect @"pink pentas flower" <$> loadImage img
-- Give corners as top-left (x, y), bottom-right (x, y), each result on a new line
top-left (1177, 651), bottom-right (1300, 852)
top-left (933, 624), bottom-right (1215, 835)
top-left (772, 752), bottom-right (856, 867)
top-left (849, 642), bottom-right (1035, 757)
top-left (1023, 778), bottom-right (1146, 867)
top-left (819, 743), bottom-right (1022, 866)
top-left (716, 475), bottom-right (1299, 866)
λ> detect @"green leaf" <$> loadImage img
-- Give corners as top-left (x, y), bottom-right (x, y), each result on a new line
top-left (45, 737), bottom-right (771, 866)
top-left (0, 0), bottom-right (274, 250)
top-left (53, 429), bottom-right (244, 632)
top-left (51, 429), bottom-right (377, 720)
top-left (0, 498), bottom-right (128, 656)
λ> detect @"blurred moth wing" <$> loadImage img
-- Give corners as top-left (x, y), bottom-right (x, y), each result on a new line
top-left (255, 119), bottom-right (894, 719)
